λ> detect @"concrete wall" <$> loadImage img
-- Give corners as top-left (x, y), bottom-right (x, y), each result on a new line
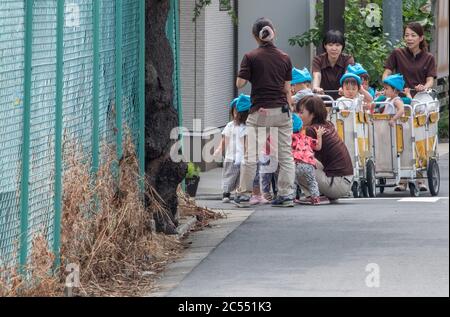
top-left (179, 0), bottom-right (235, 170)
top-left (179, 0), bottom-right (235, 131)
top-left (237, 0), bottom-right (312, 95)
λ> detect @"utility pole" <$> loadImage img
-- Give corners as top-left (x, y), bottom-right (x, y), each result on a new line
top-left (323, 0), bottom-right (345, 34)
top-left (383, 0), bottom-right (403, 47)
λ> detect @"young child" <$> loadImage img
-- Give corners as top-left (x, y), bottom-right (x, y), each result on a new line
top-left (336, 73), bottom-right (373, 112)
top-left (215, 94), bottom-right (251, 203)
top-left (381, 73), bottom-right (406, 127)
top-left (291, 67), bottom-right (314, 107)
top-left (291, 113), bottom-right (326, 205)
top-left (258, 135), bottom-right (279, 202)
top-left (347, 63), bottom-right (376, 112)
top-left (347, 63), bottom-right (376, 99)
top-left (381, 74), bottom-right (419, 193)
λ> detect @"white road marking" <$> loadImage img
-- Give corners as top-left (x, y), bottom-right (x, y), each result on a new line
top-left (341, 197), bottom-right (449, 202)
top-left (398, 197), bottom-right (443, 203)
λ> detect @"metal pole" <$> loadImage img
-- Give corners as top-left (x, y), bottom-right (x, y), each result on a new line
top-left (115, 0), bottom-right (123, 161)
top-left (92, 0), bottom-right (100, 175)
top-left (173, 0), bottom-right (185, 191)
top-left (139, 0), bottom-right (145, 191)
top-left (19, 0), bottom-right (34, 273)
top-left (53, 0), bottom-right (65, 271)
top-left (383, 0), bottom-right (403, 47)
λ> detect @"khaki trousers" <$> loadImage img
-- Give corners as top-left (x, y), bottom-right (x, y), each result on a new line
top-left (237, 107), bottom-right (295, 198)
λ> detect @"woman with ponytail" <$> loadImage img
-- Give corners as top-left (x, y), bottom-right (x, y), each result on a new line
top-left (234, 18), bottom-right (296, 208)
top-left (383, 22), bottom-right (437, 95)
top-left (383, 22), bottom-right (437, 193)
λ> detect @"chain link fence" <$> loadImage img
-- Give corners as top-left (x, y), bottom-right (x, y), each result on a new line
top-left (0, 0), bottom-right (145, 270)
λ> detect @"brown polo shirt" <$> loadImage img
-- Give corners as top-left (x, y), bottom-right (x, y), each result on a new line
top-left (312, 53), bottom-right (355, 100)
top-left (238, 42), bottom-right (292, 111)
top-left (384, 47), bottom-right (437, 89)
top-left (306, 121), bottom-right (353, 177)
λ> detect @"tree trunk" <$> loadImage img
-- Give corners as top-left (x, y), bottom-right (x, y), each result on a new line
top-left (145, 0), bottom-right (187, 234)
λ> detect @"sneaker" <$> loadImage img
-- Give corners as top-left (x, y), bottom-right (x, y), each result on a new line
top-left (233, 195), bottom-right (251, 208)
top-left (394, 183), bottom-right (407, 192)
top-left (222, 193), bottom-right (231, 203)
top-left (262, 193), bottom-right (273, 202)
top-left (271, 196), bottom-right (294, 208)
top-left (418, 183), bottom-right (428, 192)
top-left (260, 195), bottom-right (270, 205)
top-left (318, 196), bottom-right (331, 205)
top-left (298, 196), bottom-right (330, 205)
top-left (249, 195), bottom-right (262, 205)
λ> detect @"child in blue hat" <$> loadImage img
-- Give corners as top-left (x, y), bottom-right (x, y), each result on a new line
top-left (291, 113), bottom-right (326, 205)
top-left (380, 74), bottom-right (406, 127)
top-left (215, 94), bottom-right (250, 202)
top-left (336, 72), bottom-right (373, 112)
top-left (215, 95), bottom-right (265, 203)
top-left (291, 67), bottom-right (314, 107)
top-left (347, 63), bottom-right (376, 99)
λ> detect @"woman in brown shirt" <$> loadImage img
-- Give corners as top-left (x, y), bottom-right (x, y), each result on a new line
top-left (383, 22), bottom-right (437, 192)
top-left (234, 17), bottom-right (296, 208)
top-left (383, 22), bottom-right (437, 95)
top-left (312, 30), bottom-right (355, 100)
top-left (297, 96), bottom-right (354, 202)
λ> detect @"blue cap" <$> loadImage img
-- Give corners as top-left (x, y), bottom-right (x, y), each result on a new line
top-left (401, 97), bottom-right (412, 105)
top-left (340, 73), bottom-right (362, 86)
top-left (230, 94), bottom-right (252, 112)
top-left (292, 67), bottom-right (312, 85)
top-left (292, 113), bottom-right (303, 133)
top-left (383, 73), bottom-right (405, 91)
top-left (368, 87), bottom-right (376, 99)
top-left (347, 63), bottom-right (368, 76)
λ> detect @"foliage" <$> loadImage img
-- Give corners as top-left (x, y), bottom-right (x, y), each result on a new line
top-left (288, 0), bottom-right (324, 48)
top-left (289, 0), bottom-right (435, 88)
top-left (193, 0), bottom-right (237, 23)
top-left (186, 162), bottom-right (201, 178)
top-left (438, 109), bottom-right (449, 140)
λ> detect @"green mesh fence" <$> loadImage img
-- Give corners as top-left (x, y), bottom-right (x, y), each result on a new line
top-left (0, 0), bottom-right (145, 270)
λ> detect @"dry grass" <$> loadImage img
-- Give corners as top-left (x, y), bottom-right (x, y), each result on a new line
top-left (59, 135), bottom-right (182, 296)
top-left (0, 134), bottom-right (222, 297)
top-left (177, 186), bottom-right (225, 231)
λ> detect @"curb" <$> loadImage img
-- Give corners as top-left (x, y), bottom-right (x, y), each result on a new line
top-left (176, 216), bottom-right (197, 239)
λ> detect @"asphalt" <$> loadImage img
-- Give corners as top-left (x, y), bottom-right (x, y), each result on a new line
top-left (165, 154), bottom-right (449, 297)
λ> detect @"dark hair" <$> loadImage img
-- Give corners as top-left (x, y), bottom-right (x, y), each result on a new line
top-left (342, 77), bottom-right (360, 89)
top-left (360, 73), bottom-right (370, 81)
top-left (404, 22), bottom-right (428, 52)
top-left (299, 96), bottom-right (328, 125)
top-left (252, 17), bottom-right (275, 42)
top-left (323, 29), bottom-right (346, 50)
top-left (230, 105), bottom-right (249, 125)
top-left (295, 96), bottom-right (309, 113)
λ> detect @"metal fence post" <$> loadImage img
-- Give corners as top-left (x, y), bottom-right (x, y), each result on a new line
top-left (173, 0), bottom-right (185, 192)
top-left (52, 0), bottom-right (65, 271)
top-left (139, 0), bottom-right (145, 191)
top-left (92, 0), bottom-right (100, 175)
top-left (115, 0), bottom-right (123, 161)
top-left (19, 0), bottom-right (34, 273)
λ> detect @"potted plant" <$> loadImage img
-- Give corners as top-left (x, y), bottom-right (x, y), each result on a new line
top-left (185, 162), bottom-right (201, 197)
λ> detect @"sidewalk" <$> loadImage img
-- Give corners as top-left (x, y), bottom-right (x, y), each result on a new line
top-left (196, 143), bottom-right (450, 199)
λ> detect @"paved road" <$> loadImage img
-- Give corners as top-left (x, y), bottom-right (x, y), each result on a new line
top-left (168, 155), bottom-right (449, 297)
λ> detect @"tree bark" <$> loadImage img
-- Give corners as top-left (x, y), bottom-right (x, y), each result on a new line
top-left (146, 0), bottom-right (187, 234)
